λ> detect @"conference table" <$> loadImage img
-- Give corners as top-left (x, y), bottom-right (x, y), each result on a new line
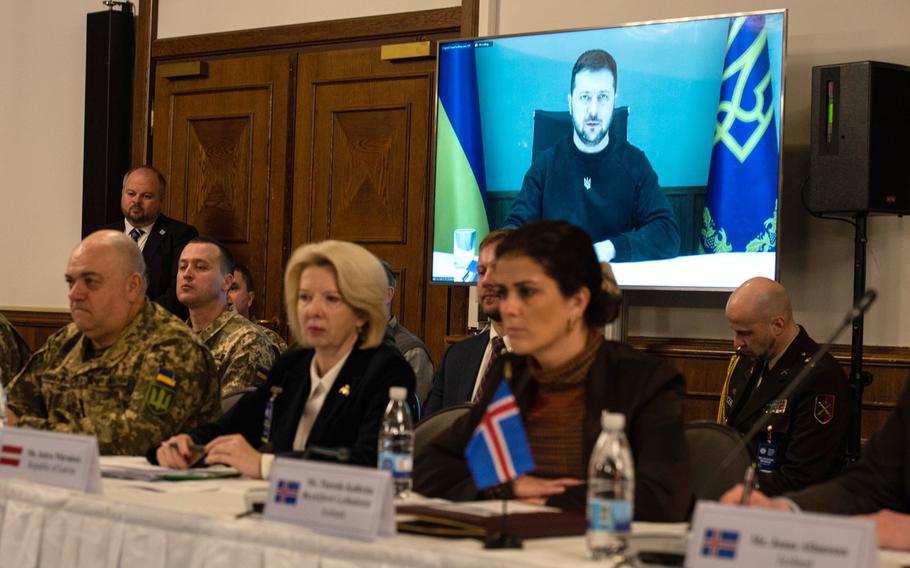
top-left (0, 475), bottom-right (908, 568)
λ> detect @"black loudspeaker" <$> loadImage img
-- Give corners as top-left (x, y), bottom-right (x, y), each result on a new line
top-left (808, 61), bottom-right (910, 215)
top-left (81, 8), bottom-right (135, 237)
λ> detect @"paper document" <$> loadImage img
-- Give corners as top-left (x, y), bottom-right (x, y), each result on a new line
top-left (100, 456), bottom-right (240, 481)
top-left (434, 500), bottom-right (560, 516)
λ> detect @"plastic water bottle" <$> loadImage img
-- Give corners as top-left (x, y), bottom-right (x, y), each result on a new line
top-left (587, 411), bottom-right (635, 560)
top-left (378, 386), bottom-right (413, 496)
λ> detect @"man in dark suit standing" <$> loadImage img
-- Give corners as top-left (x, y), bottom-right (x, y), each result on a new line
top-left (423, 229), bottom-right (512, 415)
top-left (105, 166), bottom-right (198, 319)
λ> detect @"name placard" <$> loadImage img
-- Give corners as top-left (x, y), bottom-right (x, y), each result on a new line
top-left (263, 457), bottom-right (394, 540)
top-left (687, 501), bottom-right (876, 567)
top-left (0, 427), bottom-right (101, 494)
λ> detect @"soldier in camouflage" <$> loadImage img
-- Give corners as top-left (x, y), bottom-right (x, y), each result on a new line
top-left (228, 263), bottom-right (289, 352)
top-left (0, 313), bottom-right (31, 385)
top-left (177, 238), bottom-right (278, 398)
top-left (6, 230), bottom-right (220, 455)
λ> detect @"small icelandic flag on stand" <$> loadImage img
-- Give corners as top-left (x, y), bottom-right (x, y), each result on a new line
top-left (464, 376), bottom-right (535, 490)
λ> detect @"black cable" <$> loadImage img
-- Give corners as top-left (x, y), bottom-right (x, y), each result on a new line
top-left (800, 174), bottom-right (857, 227)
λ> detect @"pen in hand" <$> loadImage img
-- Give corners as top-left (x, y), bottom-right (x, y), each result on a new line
top-left (167, 441), bottom-right (206, 455)
top-left (740, 464), bottom-right (757, 505)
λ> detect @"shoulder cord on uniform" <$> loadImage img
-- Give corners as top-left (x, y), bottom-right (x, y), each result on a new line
top-left (716, 353), bottom-right (740, 424)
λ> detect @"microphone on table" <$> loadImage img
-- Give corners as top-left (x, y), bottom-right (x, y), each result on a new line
top-left (301, 445), bottom-right (351, 462)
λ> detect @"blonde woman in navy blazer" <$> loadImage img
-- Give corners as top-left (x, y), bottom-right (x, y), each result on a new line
top-left (152, 240), bottom-right (415, 477)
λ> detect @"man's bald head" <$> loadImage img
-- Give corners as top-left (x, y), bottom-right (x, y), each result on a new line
top-left (726, 277), bottom-right (798, 361)
top-left (74, 230), bottom-right (147, 292)
top-left (66, 231), bottom-right (147, 348)
top-left (727, 277), bottom-right (793, 323)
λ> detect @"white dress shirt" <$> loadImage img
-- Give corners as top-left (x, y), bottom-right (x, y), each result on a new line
top-left (260, 349), bottom-right (353, 479)
top-left (123, 219), bottom-right (153, 251)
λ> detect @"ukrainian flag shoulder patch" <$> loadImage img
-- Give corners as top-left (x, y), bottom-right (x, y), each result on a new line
top-left (146, 368), bottom-right (177, 415)
top-left (156, 368), bottom-right (177, 387)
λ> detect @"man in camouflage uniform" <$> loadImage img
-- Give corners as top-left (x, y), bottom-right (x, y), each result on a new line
top-left (0, 313), bottom-right (31, 384)
top-left (228, 263), bottom-right (288, 352)
top-left (6, 231), bottom-right (220, 455)
top-left (177, 238), bottom-right (278, 398)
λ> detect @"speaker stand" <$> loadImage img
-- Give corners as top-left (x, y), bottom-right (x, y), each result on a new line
top-left (847, 212), bottom-right (873, 463)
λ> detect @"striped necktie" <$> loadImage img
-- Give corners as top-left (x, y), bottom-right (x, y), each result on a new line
top-left (473, 335), bottom-right (506, 403)
top-left (129, 228), bottom-right (143, 242)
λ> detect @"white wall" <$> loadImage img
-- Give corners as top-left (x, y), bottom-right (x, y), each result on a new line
top-left (4, 1), bottom-right (910, 347)
top-left (0, 0), bottom-right (101, 310)
top-left (483, 0), bottom-right (910, 345)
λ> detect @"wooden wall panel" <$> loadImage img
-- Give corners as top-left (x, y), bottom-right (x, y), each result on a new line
top-left (323, 106), bottom-right (409, 243)
top-left (1, 310), bottom-right (71, 352)
top-left (152, 53), bottom-right (292, 324)
top-left (293, 47), bottom-right (434, 347)
top-left (185, 116), bottom-right (253, 240)
top-left (630, 336), bottom-right (910, 441)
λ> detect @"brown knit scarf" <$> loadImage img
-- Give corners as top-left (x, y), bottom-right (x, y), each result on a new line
top-left (525, 331), bottom-right (604, 478)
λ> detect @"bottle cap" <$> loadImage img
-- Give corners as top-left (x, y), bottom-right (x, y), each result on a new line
top-left (389, 386), bottom-right (408, 401)
top-left (601, 411), bottom-right (625, 430)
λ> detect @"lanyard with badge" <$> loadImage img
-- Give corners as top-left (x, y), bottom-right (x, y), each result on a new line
top-left (261, 386), bottom-right (283, 444)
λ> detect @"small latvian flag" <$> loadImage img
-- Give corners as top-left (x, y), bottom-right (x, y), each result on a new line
top-left (0, 444), bottom-right (23, 467)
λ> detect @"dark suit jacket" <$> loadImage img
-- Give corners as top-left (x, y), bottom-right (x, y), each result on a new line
top-left (105, 214), bottom-right (198, 319)
top-left (787, 379), bottom-right (910, 515)
top-left (183, 343), bottom-right (416, 467)
top-left (725, 326), bottom-right (849, 495)
top-left (413, 341), bottom-right (693, 521)
top-left (422, 330), bottom-right (489, 415)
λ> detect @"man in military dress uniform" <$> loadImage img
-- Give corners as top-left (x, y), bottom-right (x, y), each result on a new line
top-left (720, 277), bottom-right (850, 495)
top-left (177, 238), bottom-right (278, 398)
top-left (6, 231), bottom-right (220, 455)
top-left (0, 313), bottom-right (31, 383)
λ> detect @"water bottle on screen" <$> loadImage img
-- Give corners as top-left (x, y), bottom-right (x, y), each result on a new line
top-left (587, 411), bottom-right (635, 560)
top-left (378, 386), bottom-right (413, 496)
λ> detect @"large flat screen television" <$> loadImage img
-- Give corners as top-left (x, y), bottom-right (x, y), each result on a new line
top-left (431, 10), bottom-right (786, 290)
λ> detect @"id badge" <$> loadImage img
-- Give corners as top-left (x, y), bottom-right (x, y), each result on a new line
top-left (756, 442), bottom-right (777, 473)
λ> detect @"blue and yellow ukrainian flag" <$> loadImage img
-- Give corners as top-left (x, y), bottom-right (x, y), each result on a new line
top-left (433, 42), bottom-right (490, 254)
top-left (700, 15), bottom-right (779, 254)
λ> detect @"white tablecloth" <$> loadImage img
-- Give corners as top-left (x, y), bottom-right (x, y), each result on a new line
top-left (0, 478), bottom-right (908, 568)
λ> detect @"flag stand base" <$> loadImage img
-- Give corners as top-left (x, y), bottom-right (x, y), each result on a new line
top-left (483, 498), bottom-right (523, 548)
top-left (483, 533), bottom-right (523, 549)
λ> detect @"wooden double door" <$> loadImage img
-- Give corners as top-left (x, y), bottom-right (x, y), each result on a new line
top-left (152, 47), bottom-right (436, 343)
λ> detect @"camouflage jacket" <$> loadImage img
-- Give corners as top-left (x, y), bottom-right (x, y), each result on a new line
top-left (7, 301), bottom-right (220, 455)
top-left (260, 325), bottom-right (288, 354)
top-left (197, 307), bottom-right (278, 398)
top-left (0, 313), bottom-right (31, 385)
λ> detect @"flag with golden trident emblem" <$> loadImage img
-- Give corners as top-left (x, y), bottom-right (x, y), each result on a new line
top-left (700, 15), bottom-right (780, 254)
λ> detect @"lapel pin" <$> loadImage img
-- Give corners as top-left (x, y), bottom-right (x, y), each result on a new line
top-left (159, 229), bottom-right (166, 235)
top-left (339, 384), bottom-right (351, 397)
